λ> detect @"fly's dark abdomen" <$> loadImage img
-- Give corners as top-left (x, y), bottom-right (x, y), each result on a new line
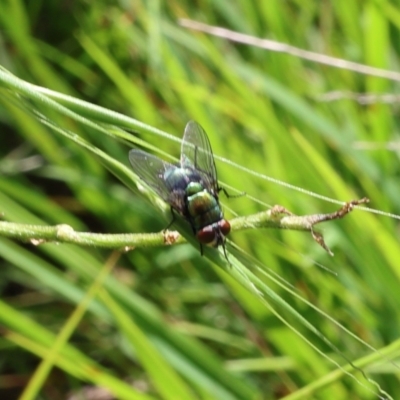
top-left (164, 167), bottom-right (202, 192)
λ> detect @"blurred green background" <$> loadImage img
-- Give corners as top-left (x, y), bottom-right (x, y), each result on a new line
top-left (1, 1), bottom-right (400, 399)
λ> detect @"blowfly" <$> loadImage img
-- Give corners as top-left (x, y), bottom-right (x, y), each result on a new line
top-left (129, 121), bottom-right (231, 259)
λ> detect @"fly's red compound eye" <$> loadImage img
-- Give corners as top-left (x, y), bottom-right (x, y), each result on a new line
top-left (197, 220), bottom-right (231, 247)
top-left (218, 220), bottom-right (231, 236)
top-left (197, 226), bottom-right (216, 244)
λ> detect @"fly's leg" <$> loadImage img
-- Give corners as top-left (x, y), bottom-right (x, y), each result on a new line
top-left (164, 207), bottom-right (176, 231)
top-left (219, 187), bottom-right (245, 198)
top-left (221, 241), bottom-right (230, 265)
top-left (198, 239), bottom-right (230, 265)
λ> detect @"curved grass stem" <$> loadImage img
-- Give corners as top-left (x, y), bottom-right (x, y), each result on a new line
top-left (0, 198), bottom-right (368, 254)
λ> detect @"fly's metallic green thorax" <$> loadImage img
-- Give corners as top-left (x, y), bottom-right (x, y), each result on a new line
top-left (186, 189), bottom-right (223, 232)
top-left (128, 120), bottom-right (231, 259)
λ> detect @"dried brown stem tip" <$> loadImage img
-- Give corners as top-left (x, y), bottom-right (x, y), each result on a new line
top-left (308, 197), bottom-right (369, 255)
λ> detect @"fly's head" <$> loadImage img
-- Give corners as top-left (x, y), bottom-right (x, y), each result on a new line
top-left (196, 219), bottom-right (231, 248)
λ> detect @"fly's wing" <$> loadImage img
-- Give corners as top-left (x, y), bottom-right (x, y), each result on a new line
top-left (180, 121), bottom-right (218, 193)
top-left (129, 149), bottom-right (177, 204)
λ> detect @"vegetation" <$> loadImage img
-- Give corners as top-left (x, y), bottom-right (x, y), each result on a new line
top-left (0, 1), bottom-right (399, 399)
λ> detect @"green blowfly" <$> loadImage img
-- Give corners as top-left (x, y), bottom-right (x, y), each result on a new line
top-left (129, 121), bottom-right (232, 259)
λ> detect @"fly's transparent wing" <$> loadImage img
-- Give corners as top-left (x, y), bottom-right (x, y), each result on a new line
top-left (180, 121), bottom-right (218, 192)
top-left (129, 149), bottom-right (177, 203)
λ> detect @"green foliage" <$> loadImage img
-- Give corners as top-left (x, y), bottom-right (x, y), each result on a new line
top-left (0, 1), bottom-right (400, 399)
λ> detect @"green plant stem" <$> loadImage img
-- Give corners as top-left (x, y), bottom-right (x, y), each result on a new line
top-left (0, 198), bottom-right (368, 254)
